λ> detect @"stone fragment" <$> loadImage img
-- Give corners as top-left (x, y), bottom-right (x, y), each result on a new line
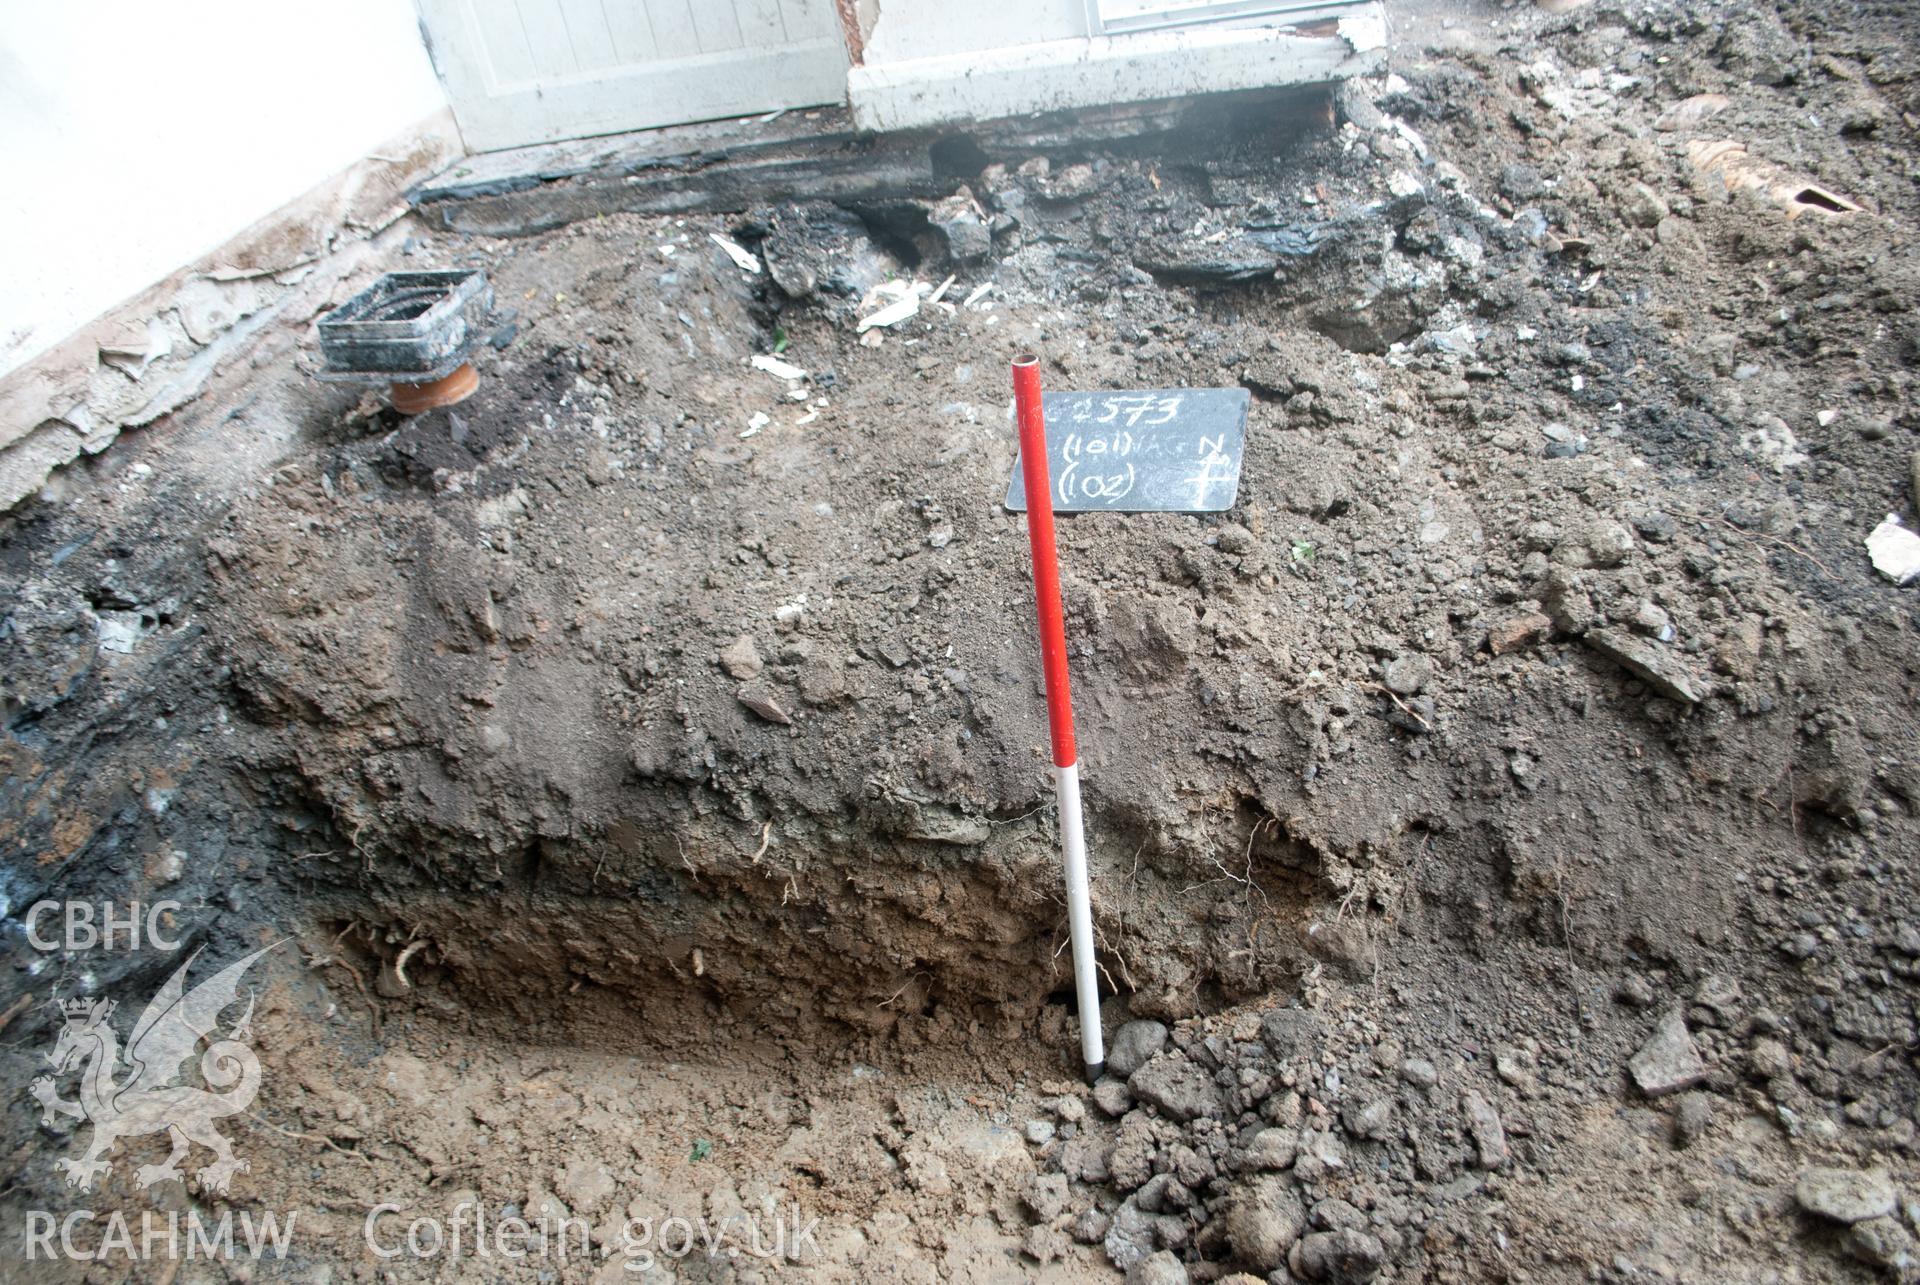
top-left (1023, 1223), bottom-right (1070, 1264)
top-left (1290, 1228), bottom-right (1387, 1282)
top-left (1615, 974), bottom-right (1656, 1007)
top-left (1136, 1173), bottom-right (1191, 1214)
top-left (1629, 1008), bottom-right (1707, 1097)
top-left (1127, 1250), bottom-right (1190, 1285)
top-left (1310, 1197), bottom-right (1368, 1232)
top-left (798, 662), bottom-right (850, 706)
top-left (1748, 1037), bottom-right (1791, 1080)
top-left (1499, 164), bottom-right (1545, 201)
top-left (1104, 1198), bottom-right (1156, 1272)
top-left (1779, 932), bottom-right (1819, 961)
top-left (1620, 181), bottom-right (1669, 228)
top-left (1795, 1167), bottom-right (1897, 1224)
top-left (1093, 1078), bottom-right (1135, 1117)
top-left (1107, 1112), bottom-right (1157, 1191)
top-left (902, 1149), bottom-right (950, 1194)
top-left (1383, 654), bottom-right (1431, 696)
top-left (1493, 1045), bottom-right (1538, 1095)
top-left (1056, 1133), bottom-right (1112, 1184)
top-left (1401, 1058), bottom-right (1439, 1089)
top-left (1629, 507), bottom-right (1679, 543)
top-left (1671, 1092), bottom-right (1712, 1148)
top-left (736, 684), bottom-right (791, 724)
top-left (1385, 692), bottom-right (1435, 736)
top-left (1847, 1216), bottom-right (1918, 1272)
top-left (1631, 600), bottom-right (1673, 638)
top-left (554, 1160), bottom-right (615, 1214)
top-left (1215, 522), bottom-right (1255, 555)
top-left (1293, 1129), bottom-right (1346, 1183)
top-left (1488, 612), bottom-right (1551, 655)
top-left (1108, 1020), bottom-right (1170, 1078)
top-left (1223, 1175), bottom-right (1307, 1270)
top-left (1260, 1008), bottom-right (1323, 1059)
top-left (1867, 514), bottom-right (1920, 586)
top-left (1552, 519), bottom-right (1635, 569)
top-left (1692, 973), bottom-right (1742, 1023)
top-left (1025, 1173), bottom-right (1070, 1221)
top-left (1461, 1090), bottom-right (1509, 1169)
top-left (1242, 1127), bottom-right (1298, 1172)
top-left (1541, 570), bottom-right (1594, 634)
top-left (1278, 442), bottom-right (1353, 517)
top-left (1129, 1053), bottom-right (1225, 1123)
top-left (1342, 1096), bottom-right (1395, 1141)
top-left (929, 187), bottom-right (992, 263)
top-left (888, 800), bottom-right (988, 845)
top-left (761, 202), bottom-right (898, 302)
top-left (1586, 628), bottom-right (1712, 704)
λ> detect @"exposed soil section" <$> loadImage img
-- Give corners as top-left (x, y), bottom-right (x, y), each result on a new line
top-left (4, 1), bottom-right (1920, 1281)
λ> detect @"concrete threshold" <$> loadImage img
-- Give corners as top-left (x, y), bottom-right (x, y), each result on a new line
top-left (849, 8), bottom-right (1387, 133)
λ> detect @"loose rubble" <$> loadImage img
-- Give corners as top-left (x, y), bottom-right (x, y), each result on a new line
top-left (3, 0), bottom-right (1918, 1281)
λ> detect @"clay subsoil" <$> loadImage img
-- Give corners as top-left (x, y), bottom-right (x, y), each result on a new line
top-left (6, 0), bottom-right (1920, 1280)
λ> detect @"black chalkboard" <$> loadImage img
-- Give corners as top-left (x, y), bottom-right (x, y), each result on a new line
top-left (1004, 388), bottom-right (1251, 513)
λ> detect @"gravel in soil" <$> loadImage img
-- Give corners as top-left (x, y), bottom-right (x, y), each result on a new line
top-left (4, 0), bottom-right (1920, 1280)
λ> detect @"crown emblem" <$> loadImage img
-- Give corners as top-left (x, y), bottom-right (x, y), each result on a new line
top-left (61, 996), bottom-right (103, 1019)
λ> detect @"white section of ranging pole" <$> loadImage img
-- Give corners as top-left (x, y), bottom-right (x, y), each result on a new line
top-left (1013, 353), bottom-right (1103, 1082)
top-left (1055, 762), bottom-right (1105, 1079)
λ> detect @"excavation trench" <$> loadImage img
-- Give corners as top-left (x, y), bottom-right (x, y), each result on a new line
top-left (11, 9), bottom-right (1920, 1278)
top-left (300, 795), bottom-right (1323, 1063)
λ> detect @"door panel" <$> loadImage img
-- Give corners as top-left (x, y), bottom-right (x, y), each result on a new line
top-left (420, 0), bottom-right (850, 152)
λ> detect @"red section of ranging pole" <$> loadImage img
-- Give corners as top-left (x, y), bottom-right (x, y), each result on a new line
top-left (1012, 355), bottom-right (1077, 769)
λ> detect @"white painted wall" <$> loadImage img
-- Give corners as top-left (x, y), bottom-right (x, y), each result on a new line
top-left (0, 0), bottom-right (449, 381)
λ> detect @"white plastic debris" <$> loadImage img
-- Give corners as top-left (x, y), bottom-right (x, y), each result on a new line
top-left (709, 233), bottom-right (761, 274)
top-left (858, 293), bottom-right (920, 332)
top-left (741, 411), bottom-right (770, 439)
top-left (962, 282), bottom-right (994, 307)
top-left (927, 274), bottom-right (957, 305)
top-left (1866, 514), bottom-right (1920, 586)
top-left (1391, 120), bottom-right (1429, 160)
top-left (750, 354), bottom-right (808, 381)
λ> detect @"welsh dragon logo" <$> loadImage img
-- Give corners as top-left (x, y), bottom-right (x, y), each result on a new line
top-left (30, 944), bottom-right (278, 1196)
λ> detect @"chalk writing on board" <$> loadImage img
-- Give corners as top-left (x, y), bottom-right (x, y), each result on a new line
top-left (1005, 388), bottom-right (1250, 514)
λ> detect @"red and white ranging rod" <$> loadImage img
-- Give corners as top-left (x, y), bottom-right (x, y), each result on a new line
top-left (1011, 354), bottom-right (1105, 1084)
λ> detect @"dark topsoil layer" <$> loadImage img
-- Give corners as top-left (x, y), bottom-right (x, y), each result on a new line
top-left (4, 0), bottom-right (1920, 1280)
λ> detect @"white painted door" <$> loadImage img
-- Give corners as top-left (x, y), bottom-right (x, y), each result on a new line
top-left (418, 0), bottom-right (851, 152)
